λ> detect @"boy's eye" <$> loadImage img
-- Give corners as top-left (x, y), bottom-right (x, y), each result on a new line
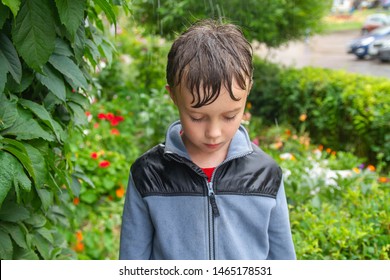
top-left (190, 116), bottom-right (203, 122)
top-left (225, 115), bottom-right (236, 121)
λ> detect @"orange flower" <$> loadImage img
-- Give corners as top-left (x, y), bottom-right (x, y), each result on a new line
top-left (367, 165), bottom-right (376, 172)
top-left (352, 167), bottom-right (361, 174)
top-left (110, 128), bottom-right (120, 135)
top-left (93, 123), bottom-right (99, 129)
top-left (318, 144), bottom-right (324, 151)
top-left (99, 160), bottom-right (110, 168)
top-left (76, 231), bottom-right (83, 241)
top-left (331, 151), bottom-right (337, 156)
top-left (299, 113), bottom-right (307, 122)
top-left (116, 187), bottom-right (125, 198)
top-left (378, 177), bottom-right (389, 183)
top-left (285, 129), bottom-right (292, 136)
top-left (246, 102), bottom-right (252, 110)
top-left (274, 141), bottom-right (283, 149)
top-left (73, 197), bottom-right (80, 205)
top-left (74, 241), bottom-right (84, 252)
top-left (326, 148), bottom-right (332, 154)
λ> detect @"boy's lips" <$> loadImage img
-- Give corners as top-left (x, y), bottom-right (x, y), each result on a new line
top-left (205, 143), bottom-right (221, 149)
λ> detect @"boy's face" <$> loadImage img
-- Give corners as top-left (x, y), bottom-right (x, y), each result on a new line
top-left (167, 80), bottom-right (250, 168)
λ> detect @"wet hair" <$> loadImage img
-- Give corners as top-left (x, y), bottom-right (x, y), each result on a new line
top-left (166, 19), bottom-right (253, 108)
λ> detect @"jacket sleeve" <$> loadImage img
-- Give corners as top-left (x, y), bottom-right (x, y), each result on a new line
top-left (267, 179), bottom-right (296, 260)
top-left (119, 173), bottom-right (154, 259)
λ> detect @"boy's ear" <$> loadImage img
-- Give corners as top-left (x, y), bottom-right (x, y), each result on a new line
top-left (166, 84), bottom-right (177, 105)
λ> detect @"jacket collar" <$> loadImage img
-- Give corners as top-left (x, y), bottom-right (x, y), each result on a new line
top-left (164, 120), bottom-right (253, 162)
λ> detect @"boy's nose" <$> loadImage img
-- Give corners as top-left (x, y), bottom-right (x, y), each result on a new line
top-left (205, 121), bottom-right (221, 140)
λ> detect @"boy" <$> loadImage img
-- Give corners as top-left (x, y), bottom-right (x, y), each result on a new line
top-left (119, 19), bottom-right (296, 260)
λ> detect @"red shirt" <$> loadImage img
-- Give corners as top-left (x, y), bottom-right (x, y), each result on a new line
top-left (201, 167), bottom-right (215, 182)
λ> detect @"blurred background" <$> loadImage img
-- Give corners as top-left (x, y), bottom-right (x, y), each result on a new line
top-left (0, 0), bottom-right (389, 260)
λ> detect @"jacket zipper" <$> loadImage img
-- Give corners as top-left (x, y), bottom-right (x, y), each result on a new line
top-left (207, 181), bottom-right (219, 260)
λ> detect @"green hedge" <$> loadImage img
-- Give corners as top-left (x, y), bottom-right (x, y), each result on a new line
top-left (249, 58), bottom-right (390, 166)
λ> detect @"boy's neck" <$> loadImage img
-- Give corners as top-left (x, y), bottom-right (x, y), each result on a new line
top-left (181, 132), bottom-right (230, 168)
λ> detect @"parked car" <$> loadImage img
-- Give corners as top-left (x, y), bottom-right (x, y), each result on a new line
top-left (361, 13), bottom-right (390, 34)
top-left (368, 34), bottom-right (390, 57)
top-left (378, 41), bottom-right (390, 61)
top-left (347, 26), bottom-right (390, 59)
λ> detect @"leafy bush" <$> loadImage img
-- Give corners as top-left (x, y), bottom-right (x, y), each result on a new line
top-left (248, 118), bottom-right (390, 260)
top-left (66, 90), bottom-right (177, 259)
top-left (0, 0), bottom-right (128, 259)
top-left (249, 58), bottom-right (390, 166)
top-left (132, 0), bottom-right (332, 47)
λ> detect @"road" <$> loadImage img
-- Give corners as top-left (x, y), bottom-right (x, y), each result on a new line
top-left (254, 29), bottom-right (390, 79)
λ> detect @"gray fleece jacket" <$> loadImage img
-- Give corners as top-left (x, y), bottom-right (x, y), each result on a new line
top-left (119, 121), bottom-right (296, 260)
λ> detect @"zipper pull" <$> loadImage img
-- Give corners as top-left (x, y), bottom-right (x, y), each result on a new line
top-left (208, 182), bottom-right (220, 217)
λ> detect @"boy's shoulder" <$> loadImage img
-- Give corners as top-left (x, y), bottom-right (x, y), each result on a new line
top-left (131, 143), bottom-right (166, 172)
top-left (216, 143), bottom-right (282, 197)
top-left (248, 143), bottom-right (281, 172)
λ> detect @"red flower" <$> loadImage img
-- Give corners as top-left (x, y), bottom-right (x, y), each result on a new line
top-left (110, 115), bottom-right (124, 126)
top-left (93, 123), bottom-right (99, 129)
top-left (73, 197), bottom-right (80, 205)
top-left (106, 113), bottom-right (115, 121)
top-left (110, 128), bottom-right (120, 135)
top-left (99, 160), bottom-right (110, 168)
top-left (98, 113), bottom-right (106, 120)
top-left (85, 111), bottom-right (91, 117)
top-left (91, 152), bottom-right (98, 159)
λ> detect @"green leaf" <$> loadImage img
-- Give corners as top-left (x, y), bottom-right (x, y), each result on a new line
top-left (68, 102), bottom-right (87, 127)
top-left (0, 151), bottom-right (17, 207)
top-left (3, 222), bottom-right (28, 249)
top-left (32, 231), bottom-right (50, 259)
top-left (0, 94), bottom-right (18, 130)
top-left (0, 33), bottom-right (22, 83)
top-left (36, 64), bottom-right (66, 102)
top-left (1, 108), bottom-right (55, 142)
top-left (0, 201), bottom-right (30, 222)
top-left (71, 175), bottom-right (82, 197)
top-left (85, 39), bottom-right (100, 67)
top-left (1, 138), bottom-right (36, 186)
top-left (37, 227), bottom-right (54, 243)
top-left (49, 54), bottom-right (88, 89)
top-left (0, 229), bottom-right (13, 259)
top-left (12, 0), bottom-right (55, 71)
top-left (24, 213), bottom-right (46, 228)
top-left (55, 0), bottom-right (86, 38)
top-left (0, 51), bottom-right (7, 94)
top-left (13, 247), bottom-right (39, 260)
top-left (80, 190), bottom-right (98, 204)
top-left (36, 188), bottom-right (52, 211)
top-left (54, 38), bottom-right (73, 57)
top-left (73, 24), bottom-right (85, 63)
top-left (19, 99), bottom-right (65, 142)
top-left (95, 0), bottom-right (116, 26)
top-left (0, 3), bottom-right (10, 30)
top-left (5, 70), bottom-right (33, 93)
top-left (23, 142), bottom-right (47, 189)
top-left (98, 39), bottom-right (115, 65)
top-left (14, 163), bottom-right (31, 192)
top-left (2, 0), bottom-right (21, 17)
